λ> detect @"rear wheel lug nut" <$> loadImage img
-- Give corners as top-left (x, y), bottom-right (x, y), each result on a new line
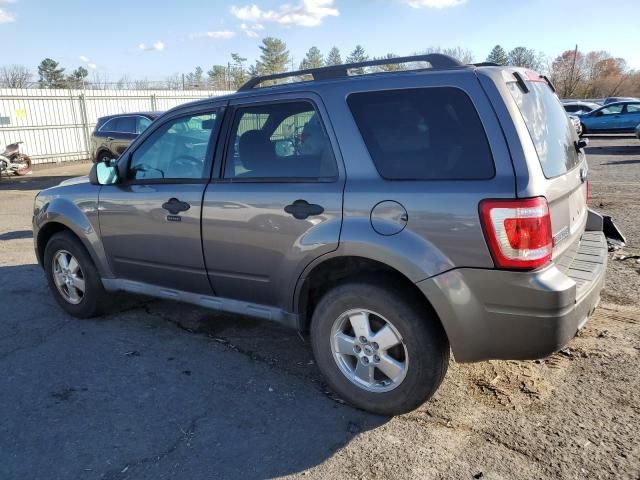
top-left (362, 357), bottom-right (369, 365)
top-left (359, 336), bottom-right (368, 344)
top-left (372, 342), bottom-right (379, 350)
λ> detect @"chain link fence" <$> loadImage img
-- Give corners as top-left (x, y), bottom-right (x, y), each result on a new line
top-left (0, 88), bottom-right (231, 164)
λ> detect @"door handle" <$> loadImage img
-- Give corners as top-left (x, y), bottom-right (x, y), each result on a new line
top-left (162, 198), bottom-right (191, 215)
top-left (284, 199), bottom-right (324, 220)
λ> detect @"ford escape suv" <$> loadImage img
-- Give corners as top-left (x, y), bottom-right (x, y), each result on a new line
top-left (33, 54), bottom-right (606, 415)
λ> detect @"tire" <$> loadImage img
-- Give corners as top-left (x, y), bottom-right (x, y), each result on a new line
top-left (44, 231), bottom-right (109, 318)
top-left (13, 154), bottom-right (32, 176)
top-left (96, 150), bottom-right (114, 164)
top-left (310, 278), bottom-right (449, 415)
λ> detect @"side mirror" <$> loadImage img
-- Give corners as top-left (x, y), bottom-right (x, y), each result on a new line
top-left (89, 161), bottom-right (119, 185)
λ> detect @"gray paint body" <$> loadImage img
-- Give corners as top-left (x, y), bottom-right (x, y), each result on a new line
top-left (33, 65), bottom-right (607, 362)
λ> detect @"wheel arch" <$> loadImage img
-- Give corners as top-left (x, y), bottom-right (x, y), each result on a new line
top-left (34, 197), bottom-right (113, 278)
top-left (294, 255), bottom-right (448, 340)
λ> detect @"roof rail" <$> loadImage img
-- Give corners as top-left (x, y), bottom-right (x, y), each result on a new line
top-left (239, 53), bottom-right (464, 91)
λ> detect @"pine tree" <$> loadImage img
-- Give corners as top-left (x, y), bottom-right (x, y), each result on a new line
top-left (508, 47), bottom-right (543, 70)
top-left (300, 46), bottom-right (324, 70)
top-left (186, 66), bottom-right (204, 89)
top-left (325, 46), bottom-right (342, 66)
top-left (256, 37), bottom-right (290, 76)
top-left (37, 58), bottom-right (67, 88)
top-left (486, 45), bottom-right (508, 65)
top-left (346, 45), bottom-right (369, 74)
top-left (67, 66), bottom-right (88, 89)
top-left (207, 65), bottom-right (227, 90)
top-left (230, 53), bottom-right (248, 89)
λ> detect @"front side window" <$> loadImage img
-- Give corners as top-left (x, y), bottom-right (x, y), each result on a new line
top-left (128, 112), bottom-right (217, 180)
top-left (115, 116), bottom-right (136, 134)
top-left (600, 104), bottom-right (623, 115)
top-left (224, 101), bottom-right (337, 180)
top-left (347, 87), bottom-right (494, 180)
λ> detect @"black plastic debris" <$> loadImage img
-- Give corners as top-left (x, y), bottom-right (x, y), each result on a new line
top-left (603, 215), bottom-right (626, 252)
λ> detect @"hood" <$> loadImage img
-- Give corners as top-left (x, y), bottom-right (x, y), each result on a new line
top-left (58, 175), bottom-right (90, 186)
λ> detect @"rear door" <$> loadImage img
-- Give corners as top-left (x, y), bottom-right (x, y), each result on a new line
top-left (111, 116), bottom-right (138, 156)
top-left (504, 73), bottom-right (587, 257)
top-left (201, 93), bottom-right (344, 309)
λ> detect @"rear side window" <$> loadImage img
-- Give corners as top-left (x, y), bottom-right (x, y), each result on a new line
top-left (347, 87), bottom-right (494, 180)
top-left (507, 81), bottom-right (579, 178)
top-left (115, 116), bottom-right (136, 134)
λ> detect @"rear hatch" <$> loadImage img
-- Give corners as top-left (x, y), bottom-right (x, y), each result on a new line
top-left (504, 71), bottom-right (587, 259)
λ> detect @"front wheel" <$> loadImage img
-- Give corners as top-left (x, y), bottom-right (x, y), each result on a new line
top-left (44, 231), bottom-right (109, 318)
top-left (310, 279), bottom-right (449, 415)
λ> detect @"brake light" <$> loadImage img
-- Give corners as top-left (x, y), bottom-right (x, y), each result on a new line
top-left (479, 197), bottom-right (552, 270)
top-left (586, 180), bottom-right (590, 203)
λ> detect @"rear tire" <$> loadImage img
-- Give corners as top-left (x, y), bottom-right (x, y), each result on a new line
top-left (96, 151), bottom-right (114, 164)
top-left (44, 231), bottom-right (109, 318)
top-left (310, 279), bottom-right (449, 415)
top-left (13, 154), bottom-right (32, 176)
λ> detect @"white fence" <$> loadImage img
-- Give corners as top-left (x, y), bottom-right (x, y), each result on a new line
top-left (0, 88), bottom-right (231, 164)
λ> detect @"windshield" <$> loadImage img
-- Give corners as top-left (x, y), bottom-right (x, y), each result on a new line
top-left (507, 80), bottom-right (579, 178)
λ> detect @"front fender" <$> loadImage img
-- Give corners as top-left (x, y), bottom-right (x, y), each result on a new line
top-left (33, 191), bottom-right (113, 278)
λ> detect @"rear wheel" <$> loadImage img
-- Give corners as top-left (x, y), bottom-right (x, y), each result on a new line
top-left (310, 279), bottom-right (449, 415)
top-left (44, 231), bottom-right (108, 318)
top-left (96, 150), bottom-right (114, 164)
top-left (13, 154), bottom-right (32, 176)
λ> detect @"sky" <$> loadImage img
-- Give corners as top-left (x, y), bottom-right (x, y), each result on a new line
top-left (2, 0), bottom-right (640, 82)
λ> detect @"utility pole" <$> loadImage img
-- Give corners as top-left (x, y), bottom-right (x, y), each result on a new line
top-left (182, 73), bottom-right (185, 90)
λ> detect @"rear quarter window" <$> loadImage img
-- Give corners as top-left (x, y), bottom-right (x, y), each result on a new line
top-left (507, 81), bottom-right (579, 178)
top-left (347, 87), bottom-right (495, 180)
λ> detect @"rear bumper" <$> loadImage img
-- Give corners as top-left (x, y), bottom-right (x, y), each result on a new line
top-left (418, 230), bottom-right (607, 362)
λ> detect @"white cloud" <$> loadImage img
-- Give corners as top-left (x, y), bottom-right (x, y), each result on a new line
top-left (189, 30), bottom-right (236, 40)
top-left (0, 8), bottom-right (15, 23)
top-left (87, 63), bottom-right (97, 70)
top-left (400, 0), bottom-right (467, 8)
top-left (79, 55), bottom-right (89, 63)
top-left (139, 41), bottom-right (165, 52)
top-left (240, 22), bottom-right (263, 37)
top-left (231, 0), bottom-right (338, 27)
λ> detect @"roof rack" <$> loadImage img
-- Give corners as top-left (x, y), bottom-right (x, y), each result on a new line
top-left (239, 53), bottom-right (464, 91)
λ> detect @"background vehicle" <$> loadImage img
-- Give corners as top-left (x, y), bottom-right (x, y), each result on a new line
top-left (636, 123), bottom-right (640, 140)
top-left (580, 101), bottom-right (640, 133)
top-left (0, 141), bottom-right (32, 177)
top-left (563, 101), bottom-right (601, 115)
top-left (603, 96), bottom-right (639, 105)
top-left (33, 55), bottom-right (606, 416)
top-left (90, 112), bottom-right (162, 163)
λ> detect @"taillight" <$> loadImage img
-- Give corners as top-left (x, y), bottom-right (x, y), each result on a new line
top-left (586, 180), bottom-right (590, 203)
top-left (479, 197), bottom-right (552, 270)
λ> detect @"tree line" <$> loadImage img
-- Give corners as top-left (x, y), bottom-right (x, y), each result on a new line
top-left (1, 39), bottom-right (638, 98)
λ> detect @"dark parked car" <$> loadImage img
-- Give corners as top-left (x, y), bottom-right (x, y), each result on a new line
top-left (90, 112), bottom-right (162, 163)
top-left (603, 96), bottom-right (639, 105)
top-left (34, 55), bottom-right (605, 415)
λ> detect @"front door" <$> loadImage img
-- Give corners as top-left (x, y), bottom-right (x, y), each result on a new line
top-left (99, 106), bottom-right (224, 294)
top-left (202, 95), bottom-right (344, 308)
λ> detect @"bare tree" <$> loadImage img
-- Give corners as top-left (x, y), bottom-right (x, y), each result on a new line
top-left (164, 73), bottom-right (182, 90)
top-left (90, 71), bottom-right (111, 90)
top-left (0, 65), bottom-right (32, 88)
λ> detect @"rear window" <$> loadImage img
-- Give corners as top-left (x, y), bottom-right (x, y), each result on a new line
top-left (347, 87), bottom-right (494, 180)
top-left (507, 80), bottom-right (579, 178)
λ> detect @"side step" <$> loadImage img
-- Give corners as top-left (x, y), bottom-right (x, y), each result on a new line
top-left (102, 278), bottom-right (299, 329)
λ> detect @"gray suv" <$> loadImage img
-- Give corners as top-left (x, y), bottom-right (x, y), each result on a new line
top-left (33, 54), bottom-right (606, 415)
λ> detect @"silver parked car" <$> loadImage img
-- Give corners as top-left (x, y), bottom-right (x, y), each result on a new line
top-left (33, 55), bottom-right (606, 415)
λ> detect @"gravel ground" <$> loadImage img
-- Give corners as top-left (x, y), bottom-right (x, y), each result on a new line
top-left (0, 138), bottom-right (639, 480)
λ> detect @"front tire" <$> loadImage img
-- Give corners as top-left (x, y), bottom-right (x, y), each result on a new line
top-left (310, 279), bottom-right (449, 415)
top-left (44, 231), bottom-right (108, 318)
